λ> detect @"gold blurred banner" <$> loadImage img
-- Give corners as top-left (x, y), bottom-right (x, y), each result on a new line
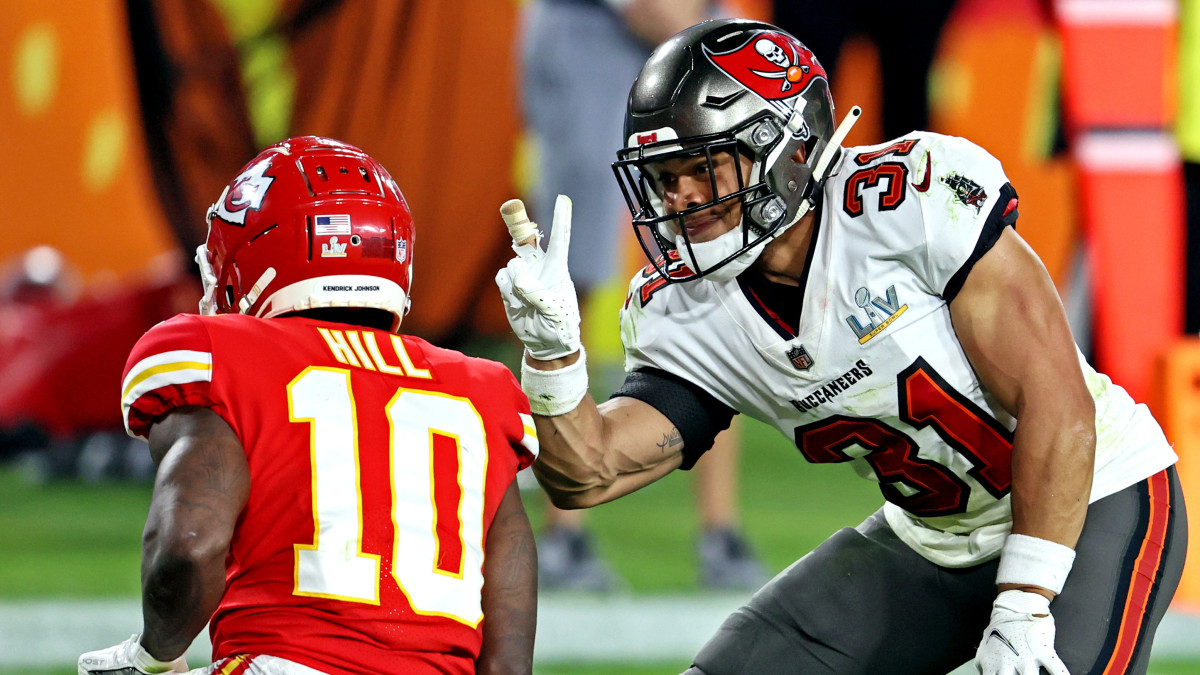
top-left (0, 3), bottom-right (175, 285)
top-left (1, 0), bottom-right (521, 340)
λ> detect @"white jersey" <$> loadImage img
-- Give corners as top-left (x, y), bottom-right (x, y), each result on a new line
top-left (619, 131), bottom-right (1177, 567)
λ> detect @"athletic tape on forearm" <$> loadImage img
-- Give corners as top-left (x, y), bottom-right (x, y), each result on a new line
top-left (996, 533), bottom-right (1076, 595)
top-left (521, 347), bottom-right (589, 417)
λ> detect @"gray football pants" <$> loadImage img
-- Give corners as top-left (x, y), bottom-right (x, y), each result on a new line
top-left (684, 466), bottom-right (1187, 675)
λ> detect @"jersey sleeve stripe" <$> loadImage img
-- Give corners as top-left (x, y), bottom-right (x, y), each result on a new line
top-left (122, 366), bottom-right (214, 416)
top-left (518, 412), bottom-right (540, 460)
top-left (122, 349), bottom-right (213, 398)
top-left (122, 360), bottom-right (213, 404)
top-left (121, 352), bottom-right (214, 430)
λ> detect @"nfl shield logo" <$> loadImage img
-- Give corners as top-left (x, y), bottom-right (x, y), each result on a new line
top-left (786, 344), bottom-right (813, 371)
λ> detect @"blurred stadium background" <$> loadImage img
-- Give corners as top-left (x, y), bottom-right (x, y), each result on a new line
top-left (1, 0), bottom-right (1198, 673)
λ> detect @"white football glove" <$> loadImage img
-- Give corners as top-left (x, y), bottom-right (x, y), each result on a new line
top-left (495, 195), bottom-right (582, 361)
top-left (975, 590), bottom-right (1070, 675)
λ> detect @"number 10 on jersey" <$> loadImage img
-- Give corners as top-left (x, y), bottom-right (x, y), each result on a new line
top-left (287, 367), bottom-right (488, 626)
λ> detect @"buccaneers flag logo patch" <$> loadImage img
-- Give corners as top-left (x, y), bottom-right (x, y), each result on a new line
top-left (703, 31), bottom-right (826, 103)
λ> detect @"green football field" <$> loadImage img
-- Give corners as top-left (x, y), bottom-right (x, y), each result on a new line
top-left (2, 414), bottom-right (1197, 674)
top-left (0, 415), bottom-right (881, 600)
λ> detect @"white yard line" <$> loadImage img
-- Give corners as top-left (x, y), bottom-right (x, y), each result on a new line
top-left (4, 596), bottom-right (1197, 669)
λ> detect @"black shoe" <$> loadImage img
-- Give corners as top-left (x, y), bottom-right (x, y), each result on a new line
top-left (538, 526), bottom-right (623, 592)
top-left (699, 527), bottom-right (769, 591)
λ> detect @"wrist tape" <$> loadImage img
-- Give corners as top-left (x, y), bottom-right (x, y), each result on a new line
top-left (996, 533), bottom-right (1076, 595)
top-left (521, 347), bottom-right (589, 416)
top-left (131, 637), bottom-right (186, 673)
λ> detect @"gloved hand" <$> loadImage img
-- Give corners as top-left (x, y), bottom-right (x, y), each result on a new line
top-left (495, 195), bottom-right (581, 361)
top-left (975, 590), bottom-right (1070, 675)
top-left (78, 634), bottom-right (189, 674)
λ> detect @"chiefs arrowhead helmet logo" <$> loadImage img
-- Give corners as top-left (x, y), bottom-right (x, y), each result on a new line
top-left (209, 156), bottom-right (278, 226)
top-left (703, 31), bottom-right (826, 102)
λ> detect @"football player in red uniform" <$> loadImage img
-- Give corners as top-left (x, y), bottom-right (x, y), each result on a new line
top-left (496, 19), bottom-right (1186, 675)
top-left (80, 137), bottom-right (537, 675)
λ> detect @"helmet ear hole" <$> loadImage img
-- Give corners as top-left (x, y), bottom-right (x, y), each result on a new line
top-left (750, 119), bottom-right (780, 148)
top-left (225, 285), bottom-right (236, 308)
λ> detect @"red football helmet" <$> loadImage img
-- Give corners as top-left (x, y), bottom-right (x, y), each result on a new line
top-left (198, 136), bottom-right (415, 330)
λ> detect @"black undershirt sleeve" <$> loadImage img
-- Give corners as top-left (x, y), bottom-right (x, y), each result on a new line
top-left (610, 367), bottom-right (737, 470)
top-left (942, 182), bottom-right (1020, 302)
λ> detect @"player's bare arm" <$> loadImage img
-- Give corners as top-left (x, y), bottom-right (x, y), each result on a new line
top-left (523, 362), bottom-right (685, 508)
top-left (949, 227), bottom-right (1096, 598)
top-left (477, 480), bottom-right (537, 675)
top-left (141, 406), bottom-right (250, 660)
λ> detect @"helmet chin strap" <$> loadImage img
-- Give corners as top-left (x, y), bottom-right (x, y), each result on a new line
top-left (677, 105), bottom-right (863, 283)
top-left (813, 106), bottom-right (862, 184)
top-left (674, 223), bottom-right (772, 283)
top-left (238, 267), bottom-right (278, 314)
top-left (195, 245), bottom-right (220, 315)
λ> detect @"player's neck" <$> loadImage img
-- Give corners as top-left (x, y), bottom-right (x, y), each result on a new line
top-left (755, 209), bottom-right (817, 286)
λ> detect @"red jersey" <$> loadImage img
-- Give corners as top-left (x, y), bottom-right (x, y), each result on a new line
top-left (121, 314), bottom-right (537, 675)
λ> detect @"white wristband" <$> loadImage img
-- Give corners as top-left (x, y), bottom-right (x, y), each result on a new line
top-left (521, 347), bottom-right (589, 416)
top-left (996, 533), bottom-right (1076, 595)
top-left (131, 636), bottom-right (187, 673)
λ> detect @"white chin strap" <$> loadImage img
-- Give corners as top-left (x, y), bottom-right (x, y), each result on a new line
top-left (674, 223), bottom-right (773, 283)
top-left (674, 199), bottom-right (813, 283)
top-left (196, 244), bottom-right (219, 315)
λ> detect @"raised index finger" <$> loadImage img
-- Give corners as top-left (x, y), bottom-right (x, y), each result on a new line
top-left (543, 194), bottom-right (573, 280)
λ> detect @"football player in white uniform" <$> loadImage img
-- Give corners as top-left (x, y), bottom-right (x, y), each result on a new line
top-left (496, 19), bottom-right (1187, 675)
